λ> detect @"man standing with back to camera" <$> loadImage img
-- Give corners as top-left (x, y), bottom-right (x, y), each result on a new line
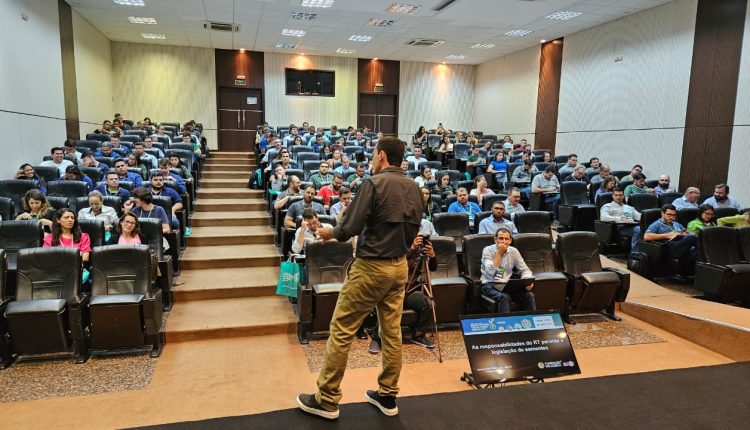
top-left (297, 137), bottom-right (423, 420)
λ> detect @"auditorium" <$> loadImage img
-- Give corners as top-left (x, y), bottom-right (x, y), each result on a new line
top-left (1, 0), bottom-right (749, 428)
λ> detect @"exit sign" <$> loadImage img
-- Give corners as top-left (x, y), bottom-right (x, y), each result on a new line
top-left (235, 79), bottom-right (246, 85)
top-left (374, 83), bottom-right (384, 92)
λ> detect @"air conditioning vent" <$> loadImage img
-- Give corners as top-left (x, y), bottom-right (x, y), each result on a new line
top-left (406, 39), bottom-right (445, 47)
top-left (203, 21), bottom-right (240, 32)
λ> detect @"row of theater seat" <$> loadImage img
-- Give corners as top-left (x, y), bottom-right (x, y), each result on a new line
top-left (295, 232), bottom-right (630, 343)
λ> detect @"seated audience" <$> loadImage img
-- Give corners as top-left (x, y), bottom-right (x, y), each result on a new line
top-left (14, 163), bottom-right (47, 192)
top-left (94, 141), bottom-right (120, 159)
top-left (15, 189), bottom-right (55, 229)
top-left (158, 158), bottom-right (187, 194)
top-left (702, 184), bottom-right (742, 210)
top-left (63, 139), bottom-right (82, 163)
top-left (487, 151), bottom-right (509, 187)
top-left (81, 153), bottom-right (110, 175)
top-left (557, 154), bottom-right (579, 177)
top-left (622, 164), bottom-right (643, 183)
top-left (673, 187), bottom-right (701, 210)
top-left (510, 159), bottom-right (537, 196)
top-left (329, 187), bottom-right (351, 220)
top-left (447, 187), bottom-right (482, 226)
top-left (717, 210), bottom-right (750, 228)
top-left (132, 141), bottom-right (157, 169)
top-left (317, 173), bottom-right (344, 208)
top-left (624, 173), bottom-right (652, 199)
top-left (470, 176), bottom-right (495, 207)
top-left (168, 155), bottom-right (193, 184)
top-left (114, 158), bottom-right (143, 187)
top-left (284, 186), bottom-right (326, 229)
top-left (309, 161), bottom-right (334, 190)
top-left (531, 166), bottom-right (561, 219)
top-left (643, 204), bottom-right (697, 275)
top-left (437, 136), bottom-right (454, 153)
top-left (123, 187), bottom-right (170, 234)
top-left (406, 145), bottom-right (427, 170)
top-left (600, 187), bottom-right (641, 249)
top-left (478, 201), bottom-right (518, 235)
top-left (43, 208), bottom-right (91, 263)
top-left (590, 164), bottom-right (612, 186)
top-left (78, 190), bottom-right (118, 231)
top-left (596, 175), bottom-right (618, 200)
top-left (345, 163), bottom-right (370, 193)
top-left (144, 136), bottom-right (165, 158)
top-left (480, 228), bottom-right (536, 313)
top-left (269, 165), bottom-right (287, 193)
top-left (273, 175), bottom-right (302, 211)
top-left (686, 204), bottom-right (716, 234)
top-left (292, 208), bottom-right (335, 254)
top-left (563, 164), bottom-right (590, 186)
top-left (653, 175), bottom-right (677, 195)
top-left (110, 135), bottom-right (130, 156)
top-left (334, 155), bottom-right (355, 176)
top-left (503, 188), bottom-right (526, 220)
top-left (585, 157), bottom-right (601, 175)
top-left (415, 165), bottom-right (434, 188)
top-left (126, 154), bottom-right (148, 180)
top-left (147, 172), bottom-right (183, 229)
top-left (41, 146), bottom-right (74, 176)
top-left (421, 186), bottom-right (440, 221)
top-left (465, 146), bottom-right (486, 175)
top-left (106, 212), bottom-right (146, 245)
top-left (97, 171), bottom-right (131, 200)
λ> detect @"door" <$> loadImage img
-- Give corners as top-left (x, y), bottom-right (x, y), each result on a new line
top-left (217, 87), bottom-right (264, 151)
top-left (358, 94), bottom-right (398, 135)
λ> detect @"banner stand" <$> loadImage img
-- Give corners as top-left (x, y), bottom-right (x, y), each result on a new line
top-left (459, 311), bottom-right (580, 389)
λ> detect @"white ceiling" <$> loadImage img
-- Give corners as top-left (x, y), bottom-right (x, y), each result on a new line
top-left (68, 0), bottom-right (674, 64)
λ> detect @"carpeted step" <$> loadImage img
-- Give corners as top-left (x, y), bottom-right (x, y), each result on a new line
top-left (180, 244), bottom-right (280, 269)
top-left (194, 198), bottom-right (266, 212)
top-left (200, 178), bottom-right (252, 189)
top-left (188, 226), bottom-right (274, 246)
top-left (165, 296), bottom-right (295, 342)
top-left (201, 171), bottom-right (254, 179)
top-left (210, 151), bottom-right (254, 157)
top-left (196, 188), bottom-right (263, 199)
top-left (174, 267), bottom-right (280, 301)
top-left (203, 164), bottom-right (254, 173)
top-left (191, 211), bottom-right (269, 227)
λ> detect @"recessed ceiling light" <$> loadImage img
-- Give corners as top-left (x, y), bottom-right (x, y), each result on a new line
top-left (290, 11), bottom-right (317, 20)
top-left (367, 18), bottom-right (396, 27)
top-left (114, 0), bottom-right (145, 5)
top-left (349, 35), bottom-right (373, 42)
top-left (373, 58), bottom-right (378, 61)
top-left (386, 3), bottom-right (421, 14)
top-left (276, 42), bottom-right (297, 49)
top-left (541, 39), bottom-right (546, 43)
top-left (336, 48), bottom-right (356, 54)
top-left (504, 29), bottom-right (533, 37)
top-left (282, 29), bottom-right (306, 37)
top-left (140, 33), bottom-right (165, 39)
top-left (239, 48), bottom-right (245, 52)
top-left (545, 11), bottom-right (583, 21)
top-left (127, 16), bottom-right (157, 24)
top-left (441, 62), bottom-right (446, 65)
top-left (446, 55), bottom-right (465, 60)
top-left (470, 43), bottom-right (495, 49)
top-left (301, 0), bottom-right (335, 8)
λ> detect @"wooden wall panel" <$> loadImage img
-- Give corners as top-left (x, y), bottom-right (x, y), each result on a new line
top-left (358, 59), bottom-right (400, 95)
top-left (680, 0), bottom-right (747, 191)
top-left (215, 49), bottom-right (264, 89)
top-left (58, 0), bottom-right (79, 139)
top-left (534, 39), bottom-right (563, 153)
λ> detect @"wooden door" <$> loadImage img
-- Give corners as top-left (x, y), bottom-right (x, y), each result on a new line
top-left (217, 87), bottom-right (264, 151)
top-left (358, 94), bottom-right (397, 135)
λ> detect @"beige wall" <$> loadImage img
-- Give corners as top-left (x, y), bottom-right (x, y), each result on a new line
top-left (263, 53), bottom-right (358, 129)
top-left (556, 0), bottom-right (697, 186)
top-left (474, 46), bottom-right (540, 145)
top-left (0, 0), bottom-right (67, 177)
top-left (111, 42), bottom-right (218, 148)
top-left (398, 61), bottom-right (476, 143)
top-left (72, 10), bottom-right (113, 138)
top-left (728, 4), bottom-right (750, 207)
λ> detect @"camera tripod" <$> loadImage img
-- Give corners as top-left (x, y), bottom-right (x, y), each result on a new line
top-left (405, 248), bottom-right (443, 363)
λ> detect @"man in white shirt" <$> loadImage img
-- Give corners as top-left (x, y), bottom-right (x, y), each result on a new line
top-left (41, 146), bottom-right (74, 176)
top-left (478, 201), bottom-right (518, 235)
top-left (406, 146), bottom-right (427, 170)
top-left (502, 188), bottom-right (526, 220)
top-left (600, 187), bottom-right (641, 250)
top-left (292, 208), bottom-right (334, 254)
top-left (673, 187), bottom-right (701, 210)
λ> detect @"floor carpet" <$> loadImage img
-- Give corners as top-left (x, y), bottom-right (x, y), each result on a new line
top-left (132, 362), bottom-right (750, 430)
top-left (301, 315), bottom-right (664, 373)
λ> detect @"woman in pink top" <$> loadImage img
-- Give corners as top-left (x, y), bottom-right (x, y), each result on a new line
top-left (43, 208), bottom-right (92, 263)
top-left (106, 213), bottom-right (145, 246)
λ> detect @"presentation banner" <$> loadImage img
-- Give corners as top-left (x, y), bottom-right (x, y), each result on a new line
top-left (460, 312), bottom-right (580, 384)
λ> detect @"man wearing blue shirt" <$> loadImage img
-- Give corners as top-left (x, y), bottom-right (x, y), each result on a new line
top-left (447, 188), bottom-right (482, 225)
top-left (147, 172), bottom-right (183, 229)
top-left (94, 142), bottom-right (120, 159)
top-left (702, 184), bottom-right (742, 210)
top-left (96, 171), bottom-right (131, 200)
top-left (673, 187), bottom-right (700, 210)
top-left (158, 159), bottom-right (187, 194)
top-left (643, 204), bottom-right (697, 275)
top-left (478, 201), bottom-right (518, 235)
top-left (113, 159), bottom-right (143, 187)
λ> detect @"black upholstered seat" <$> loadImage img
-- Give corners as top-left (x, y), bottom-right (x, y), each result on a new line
top-left (429, 236), bottom-right (469, 323)
top-left (513, 233), bottom-right (567, 312)
top-left (1, 247), bottom-right (87, 366)
top-left (88, 245), bottom-right (163, 356)
top-left (433, 212), bottom-right (470, 253)
top-left (0, 197), bottom-right (14, 221)
top-left (627, 193), bottom-right (658, 212)
top-left (47, 180), bottom-right (89, 199)
top-left (514, 211), bottom-right (552, 235)
top-left (139, 218), bottom-right (174, 310)
top-left (695, 227), bottom-right (750, 305)
top-left (461, 234), bottom-right (495, 313)
top-left (0, 180), bottom-right (37, 215)
top-left (558, 181), bottom-right (595, 231)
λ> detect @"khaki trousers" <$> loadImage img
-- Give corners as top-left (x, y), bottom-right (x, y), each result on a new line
top-left (315, 256), bottom-right (408, 410)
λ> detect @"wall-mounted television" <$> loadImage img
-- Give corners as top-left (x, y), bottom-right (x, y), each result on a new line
top-left (285, 68), bottom-right (335, 96)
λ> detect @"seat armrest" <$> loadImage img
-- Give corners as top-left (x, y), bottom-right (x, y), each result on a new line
top-left (297, 283), bottom-right (313, 322)
top-left (142, 289), bottom-right (163, 336)
top-left (68, 294), bottom-right (90, 341)
top-left (695, 263), bottom-right (729, 295)
top-left (594, 220), bottom-right (616, 243)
